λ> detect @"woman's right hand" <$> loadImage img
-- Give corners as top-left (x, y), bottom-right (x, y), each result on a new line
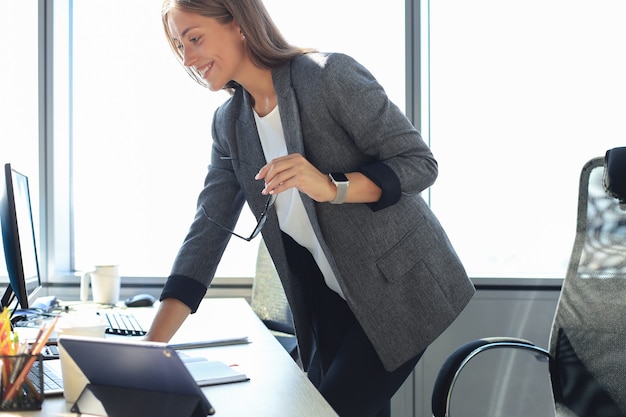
top-left (256, 153), bottom-right (382, 204)
top-left (144, 297), bottom-right (191, 342)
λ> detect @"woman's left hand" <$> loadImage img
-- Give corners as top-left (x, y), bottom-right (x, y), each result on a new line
top-left (255, 153), bottom-right (335, 203)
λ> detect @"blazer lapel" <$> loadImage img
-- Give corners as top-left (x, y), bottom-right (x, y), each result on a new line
top-left (232, 92), bottom-right (267, 212)
top-left (273, 63), bottom-right (304, 156)
top-left (235, 92), bottom-right (266, 169)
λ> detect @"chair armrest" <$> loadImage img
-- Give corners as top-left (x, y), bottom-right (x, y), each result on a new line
top-left (432, 337), bottom-right (552, 417)
top-left (262, 319), bottom-right (295, 335)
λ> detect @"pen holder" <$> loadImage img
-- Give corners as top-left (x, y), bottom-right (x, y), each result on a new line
top-left (0, 354), bottom-right (44, 411)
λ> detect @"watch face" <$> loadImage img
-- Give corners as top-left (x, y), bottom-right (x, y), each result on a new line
top-left (331, 173), bottom-right (349, 183)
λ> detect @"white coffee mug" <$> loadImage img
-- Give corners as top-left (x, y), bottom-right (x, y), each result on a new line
top-left (57, 314), bottom-right (107, 403)
top-left (80, 265), bottom-right (121, 305)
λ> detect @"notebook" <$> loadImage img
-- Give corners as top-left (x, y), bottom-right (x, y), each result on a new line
top-left (178, 354), bottom-right (249, 386)
top-left (58, 336), bottom-right (218, 416)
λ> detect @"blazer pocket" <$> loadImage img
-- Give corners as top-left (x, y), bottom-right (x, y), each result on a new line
top-left (376, 227), bottom-right (426, 283)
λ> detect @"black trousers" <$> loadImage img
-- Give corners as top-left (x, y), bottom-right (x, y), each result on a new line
top-left (282, 233), bottom-right (423, 417)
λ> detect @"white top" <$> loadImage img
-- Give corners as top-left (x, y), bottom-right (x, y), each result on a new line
top-left (254, 106), bottom-right (344, 298)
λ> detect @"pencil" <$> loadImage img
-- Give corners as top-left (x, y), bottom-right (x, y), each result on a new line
top-left (1, 316), bottom-right (59, 405)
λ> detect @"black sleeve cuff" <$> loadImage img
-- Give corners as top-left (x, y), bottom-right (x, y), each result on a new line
top-left (160, 275), bottom-right (207, 313)
top-left (359, 161), bottom-right (401, 212)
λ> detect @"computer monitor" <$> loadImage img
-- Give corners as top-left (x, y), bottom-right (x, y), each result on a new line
top-left (0, 163), bottom-right (42, 310)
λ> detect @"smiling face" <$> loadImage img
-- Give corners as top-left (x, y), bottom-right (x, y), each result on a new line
top-left (167, 9), bottom-right (248, 91)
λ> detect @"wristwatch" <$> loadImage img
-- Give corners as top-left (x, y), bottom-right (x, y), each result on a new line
top-left (329, 173), bottom-right (349, 204)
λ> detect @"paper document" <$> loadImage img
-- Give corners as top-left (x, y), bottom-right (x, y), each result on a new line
top-left (170, 336), bottom-right (250, 350)
top-left (181, 355), bottom-right (249, 386)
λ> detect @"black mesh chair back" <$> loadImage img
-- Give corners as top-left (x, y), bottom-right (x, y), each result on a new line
top-left (549, 154), bottom-right (626, 416)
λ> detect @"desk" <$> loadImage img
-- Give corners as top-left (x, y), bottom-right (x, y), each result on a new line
top-left (18, 298), bottom-right (338, 417)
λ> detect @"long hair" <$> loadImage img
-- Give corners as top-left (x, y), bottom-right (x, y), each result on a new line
top-left (162, 0), bottom-right (312, 89)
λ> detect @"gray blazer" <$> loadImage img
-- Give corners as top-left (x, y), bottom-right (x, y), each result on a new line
top-left (170, 52), bottom-right (475, 372)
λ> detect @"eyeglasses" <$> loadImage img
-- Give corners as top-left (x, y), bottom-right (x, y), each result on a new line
top-left (200, 157), bottom-right (277, 242)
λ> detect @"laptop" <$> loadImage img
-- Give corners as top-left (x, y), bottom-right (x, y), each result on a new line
top-left (58, 336), bottom-right (216, 416)
top-left (26, 358), bottom-right (65, 396)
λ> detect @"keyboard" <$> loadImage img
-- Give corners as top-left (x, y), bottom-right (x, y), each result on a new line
top-left (41, 344), bottom-right (60, 359)
top-left (35, 311), bottom-right (146, 361)
top-left (29, 360), bottom-right (64, 396)
top-left (98, 311), bottom-right (147, 336)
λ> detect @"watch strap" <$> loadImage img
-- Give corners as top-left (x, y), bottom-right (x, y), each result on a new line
top-left (329, 173), bottom-right (349, 204)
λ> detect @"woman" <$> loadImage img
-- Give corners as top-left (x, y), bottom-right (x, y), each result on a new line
top-left (147, 1), bottom-right (475, 416)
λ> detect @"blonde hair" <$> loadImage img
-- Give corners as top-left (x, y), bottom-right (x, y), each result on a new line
top-left (162, 0), bottom-right (312, 88)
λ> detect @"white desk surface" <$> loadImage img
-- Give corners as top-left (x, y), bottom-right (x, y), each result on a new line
top-left (16, 298), bottom-right (338, 417)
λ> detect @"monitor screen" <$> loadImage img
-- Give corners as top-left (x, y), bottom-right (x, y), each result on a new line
top-left (0, 163), bottom-right (42, 310)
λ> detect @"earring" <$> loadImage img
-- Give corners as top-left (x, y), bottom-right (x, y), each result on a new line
top-left (241, 34), bottom-right (246, 41)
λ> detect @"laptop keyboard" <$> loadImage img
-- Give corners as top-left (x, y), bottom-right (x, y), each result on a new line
top-left (42, 364), bottom-right (64, 393)
top-left (29, 360), bottom-right (64, 396)
top-left (98, 311), bottom-right (147, 336)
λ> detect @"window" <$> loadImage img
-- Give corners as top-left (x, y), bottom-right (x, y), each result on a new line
top-left (12, 1), bottom-right (626, 285)
top-left (426, 0), bottom-right (626, 278)
top-left (58, 0), bottom-right (405, 278)
top-left (0, 0), bottom-right (40, 280)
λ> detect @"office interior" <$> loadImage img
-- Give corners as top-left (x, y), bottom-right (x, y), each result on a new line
top-left (1, 1), bottom-right (625, 416)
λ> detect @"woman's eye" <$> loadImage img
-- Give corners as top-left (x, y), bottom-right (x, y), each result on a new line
top-left (174, 40), bottom-right (184, 51)
top-left (190, 36), bottom-right (201, 44)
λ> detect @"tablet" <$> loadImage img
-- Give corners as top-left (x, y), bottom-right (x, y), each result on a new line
top-left (58, 336), bottom-right (215, 417)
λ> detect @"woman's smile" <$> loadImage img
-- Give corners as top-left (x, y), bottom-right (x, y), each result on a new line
top-left (196, 62), bottom-right (214, 79)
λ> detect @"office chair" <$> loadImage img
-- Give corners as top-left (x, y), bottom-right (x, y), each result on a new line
top-left (250, 239), bottom-right (299, 362)
top-left (432, 148), bottom-right (626, 417)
